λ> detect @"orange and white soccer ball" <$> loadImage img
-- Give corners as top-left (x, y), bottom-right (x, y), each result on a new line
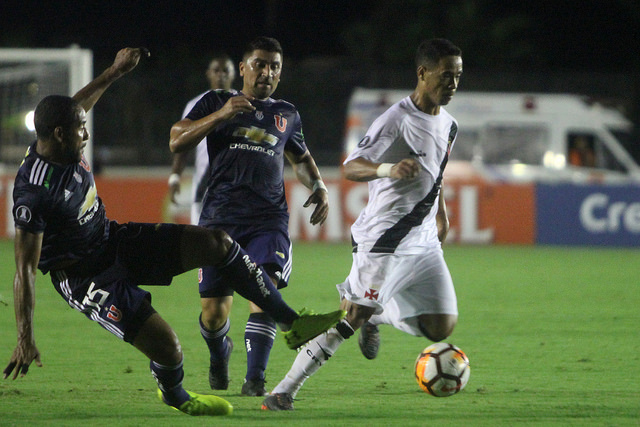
top-left (414, 342), bottom-right (470, 397)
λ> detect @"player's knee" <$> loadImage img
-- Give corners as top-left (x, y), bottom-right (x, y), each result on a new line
top-left (192, 227), bottom-right (233, 262)
top-left (418, 315), bottom-right (457, 342)
top-left (208, 228), bottom-right (233, 255)
top-left (200, 307), bottom-right (228, 329)
top-left (200, 297), bottom-right (232, 330)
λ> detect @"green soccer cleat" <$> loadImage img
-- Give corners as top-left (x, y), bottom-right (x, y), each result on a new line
top-left (282, 308), bottom-right (347, 350)
top-left (157, 389), bottom-right (233, 416)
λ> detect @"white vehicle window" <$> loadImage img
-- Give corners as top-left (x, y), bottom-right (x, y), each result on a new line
top-left (479, 124), bottom-right (549, 165)
top-left (568, 131), bottom-right (628, 173)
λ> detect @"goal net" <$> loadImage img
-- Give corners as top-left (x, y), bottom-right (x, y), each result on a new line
top-left (0, 46), bottom-right (93, 167)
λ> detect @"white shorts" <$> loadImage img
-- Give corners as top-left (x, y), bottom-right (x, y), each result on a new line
top-left (336, 247), bottom-right (457, 336)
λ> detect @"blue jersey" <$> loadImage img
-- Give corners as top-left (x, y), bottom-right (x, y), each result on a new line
top-left (186, 90), bottom-right (308, 226)
top-left (12, 142), bottom-right (109, 273)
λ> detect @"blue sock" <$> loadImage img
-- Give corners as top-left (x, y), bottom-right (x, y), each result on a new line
top-left (150, 360), bottom-right (191, 407)
top-left (244, 313), bottom-right (276, 381)
top-left (200, 315), bottom-right (231, 362)
top-left (217, 242), bottom-right (297, 324)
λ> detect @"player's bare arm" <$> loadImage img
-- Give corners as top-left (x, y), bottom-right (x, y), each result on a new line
top-left (344, 157), bottom-right (421, 182)
top-left (73, 47), bottom-right (149, 113)
top-left (436, 188), bottom-right (450, 243)
top-left (3, 229), bottom-right (44, 380)
top-left (285, 150), bottom-right (329, 226)
top-left (169, 95), bottom-right (256, 153)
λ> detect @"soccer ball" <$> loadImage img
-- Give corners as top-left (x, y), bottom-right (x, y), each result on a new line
top-left (414, 342), bottom-right (470, 397)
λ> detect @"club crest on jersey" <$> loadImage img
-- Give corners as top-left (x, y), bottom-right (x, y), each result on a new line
top-left (274, 115), bottom-right (287, 132)
top-left (364, 288), bottom-right (379, 301)
top-left (80, 155), bottom-right (91, 172)
top-left (255, 110), bottom-right (264, 120)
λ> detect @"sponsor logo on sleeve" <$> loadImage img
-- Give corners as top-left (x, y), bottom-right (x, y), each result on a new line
top-left (15, 205), bottom-right (32, 223)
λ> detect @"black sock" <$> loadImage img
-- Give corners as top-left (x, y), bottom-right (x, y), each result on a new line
top-left (150, 360), bottom-right (191, 407)
top-left (217, 242), bottom-right (297, 324)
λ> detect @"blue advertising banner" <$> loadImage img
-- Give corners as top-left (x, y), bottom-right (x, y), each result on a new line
top-left (536, 183), bottom-right (640, 246)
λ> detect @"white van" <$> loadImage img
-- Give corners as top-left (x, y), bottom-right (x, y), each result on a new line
top-left (344, 88), bottom-right (640, 183)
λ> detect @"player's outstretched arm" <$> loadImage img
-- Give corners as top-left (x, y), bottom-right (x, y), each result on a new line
top-left (3, 229), bottom-right (44, 380)
top-left (73, 47), bottom-right (150, 113)
top-left (343, 157), bottom-right (420, 182)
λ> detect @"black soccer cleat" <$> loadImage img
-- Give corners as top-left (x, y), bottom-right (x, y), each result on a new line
top-left (241, 377), bottom-right (267, 396)
top-left (358, 322), bottom-right (380, 360)
top-left (261, 393), bottom-right (294, 411)
top-left (209, 337), bottom-right (233, 390)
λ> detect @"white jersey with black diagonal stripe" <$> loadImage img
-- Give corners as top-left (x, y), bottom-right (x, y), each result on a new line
top-left (344, 96), bottom-right (458, 254)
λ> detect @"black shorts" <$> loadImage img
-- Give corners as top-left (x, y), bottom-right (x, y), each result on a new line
top-left (50, 221), bottom-right (185, 343)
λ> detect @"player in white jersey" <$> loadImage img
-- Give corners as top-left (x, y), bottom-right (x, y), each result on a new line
top-left (168, 54), bottom-right (235, 224)
top-left (262, 38), bottom-right (463, 411)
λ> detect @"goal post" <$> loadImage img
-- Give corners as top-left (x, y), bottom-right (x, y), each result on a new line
top-left (0, 45), bottom-right (93, 166)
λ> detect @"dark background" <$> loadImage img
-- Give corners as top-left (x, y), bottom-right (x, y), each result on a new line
top-left (2, 0), bottom-right (639, 166)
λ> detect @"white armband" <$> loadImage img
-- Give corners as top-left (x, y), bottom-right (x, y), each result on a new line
top-left (376, 163), bottom-right (394, 178)
top-left (168, 173), bottom-right (181, 186)
top-left (312, 180), bottom-right (327, 192)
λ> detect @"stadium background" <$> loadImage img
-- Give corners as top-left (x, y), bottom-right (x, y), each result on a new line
top-left (1, 0), bottom-right (639, 246)
top-left (1, 4), bottom-right (639, 425)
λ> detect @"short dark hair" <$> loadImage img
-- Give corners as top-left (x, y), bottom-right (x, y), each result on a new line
top-left (243, 36), bottom-right (283, 60)
top-left (415, 38), bottom-right (462, 69)
top-left (34, 95), bottom-right (81, 139)
top-left (209, 52), bottom-right (232, 64)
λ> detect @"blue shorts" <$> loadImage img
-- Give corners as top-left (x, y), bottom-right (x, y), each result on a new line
top-left (50, 221), bottom-right (185, 343)
top-left (199, 222), bottom-right (292, 298)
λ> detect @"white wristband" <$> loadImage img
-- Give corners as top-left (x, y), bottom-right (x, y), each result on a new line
top-left (168, 173), bottom-right (181, 186)
top-left (312, 180), bottom-right (327, 192)
top-left (376, 163), bottom-right (394, 178)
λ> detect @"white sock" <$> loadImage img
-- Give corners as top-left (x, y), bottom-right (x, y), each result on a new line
top-left (271, 325), bottom-right (348, 398)
top-left (368, 312), bottom-right (389, 326)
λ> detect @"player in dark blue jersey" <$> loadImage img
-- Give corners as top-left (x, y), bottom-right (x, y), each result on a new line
top-left (4, 47), bottom-right (344, 416)
top-left (170, 37), bottom-right (329, 396)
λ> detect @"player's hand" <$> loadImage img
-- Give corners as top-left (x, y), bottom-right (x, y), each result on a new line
top-left (110, 47), bottom-right (150, 77)
top-left (390, 158), bottom-right (420, 180)
top-left (3, 340), bottom-right (42, 380)
top-left (169, 181), bottom-right (180, 204)
top-left (303, 188), bottom-right (329, 226)
top-left (218, 95), bottom-right (256, 121)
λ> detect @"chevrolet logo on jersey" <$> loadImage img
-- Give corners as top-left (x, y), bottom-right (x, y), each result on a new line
top-left (233, 126), bottom-right (279, 147)
top-left (78, 184), bottom-right (99, 225)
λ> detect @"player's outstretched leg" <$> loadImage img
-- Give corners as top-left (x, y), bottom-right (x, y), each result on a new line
top-left (263, 319), bottom-right (355, 411)
top-left (358, 321), bottom-right (380, 359)
top-left (213, 240), bottom-right (346, 349)
top-left (157, 389), bottom-right (233, 416)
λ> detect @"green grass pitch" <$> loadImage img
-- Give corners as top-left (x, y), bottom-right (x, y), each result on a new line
top-left (1, 240), bottom-right (639, 426)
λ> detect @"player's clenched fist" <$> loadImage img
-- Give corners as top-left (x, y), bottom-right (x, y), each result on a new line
top-left (391, 158), bottom-right (421, 180)
top-left (219, 95), bottom-right (257, 120)
top-left (110, 47), bottom-right (150, 77)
